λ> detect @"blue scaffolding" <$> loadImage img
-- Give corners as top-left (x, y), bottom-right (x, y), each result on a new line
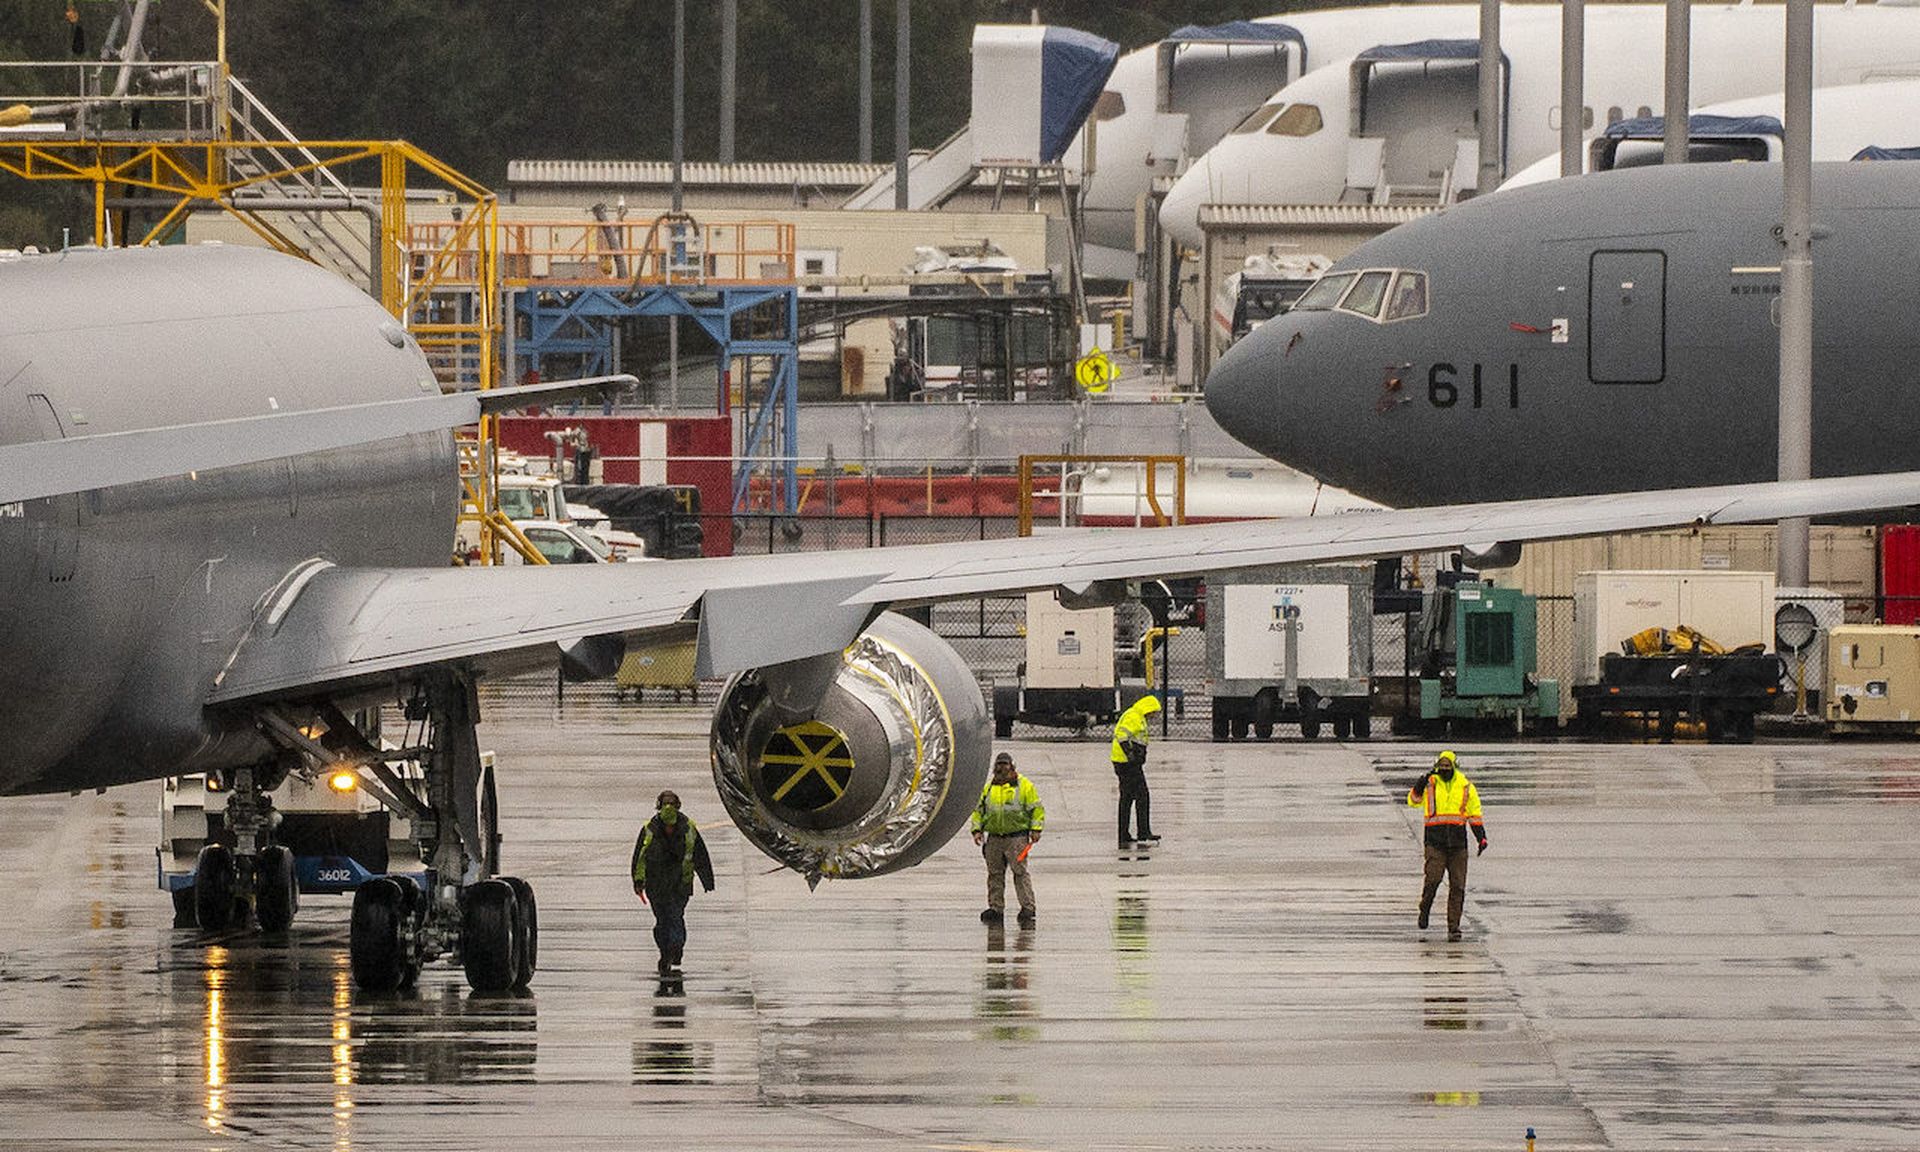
top-left (514, 284), bottom-right (800, 515)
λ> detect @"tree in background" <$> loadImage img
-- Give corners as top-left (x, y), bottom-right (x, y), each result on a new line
top-left (3, 1), bottom-right (1362, 245)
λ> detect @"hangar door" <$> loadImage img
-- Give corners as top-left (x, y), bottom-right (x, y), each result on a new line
top-left (1589, 250), bottom-right (1666, 384)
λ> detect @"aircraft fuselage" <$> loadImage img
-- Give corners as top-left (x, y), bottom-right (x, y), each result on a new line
top-left (1205, 162), bottom-right (1920, 507)
top-left (0, 246), bottom-right (454, 794)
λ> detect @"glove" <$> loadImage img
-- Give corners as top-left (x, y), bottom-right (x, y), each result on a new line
top-left (702, 880), bottom-right (715, 894)
top-left (1029, 830), bottom-right (1042, 843)
top-left (972, 831), bottom-right (984, 846)
top-left (1477, 837), bottom-right (1488, 856)
top-left (637, 887), bottom-right (649, 904)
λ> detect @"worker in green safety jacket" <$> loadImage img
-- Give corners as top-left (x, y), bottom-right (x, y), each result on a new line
top-left (1111, 693), bottom-right (1162, 848)
top-left (631, 789), bottom-right (715, 976)
top-left (970, 751), bottom-right (1045, 926)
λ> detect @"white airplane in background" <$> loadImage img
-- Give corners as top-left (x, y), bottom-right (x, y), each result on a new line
top-left (1072, 5), bottom-right (1524, 274)
top-left (1156, 3), bottom-right (1920, 247)
top-left (1499, 78), bottom-right (1920, 189)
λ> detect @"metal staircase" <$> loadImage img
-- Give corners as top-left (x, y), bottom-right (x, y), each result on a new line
top-left (222, 76), bottom-right (376, 290)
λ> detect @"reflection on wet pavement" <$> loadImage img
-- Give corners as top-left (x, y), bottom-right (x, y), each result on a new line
top-left (3, 695), bottom-right (1920, 1147)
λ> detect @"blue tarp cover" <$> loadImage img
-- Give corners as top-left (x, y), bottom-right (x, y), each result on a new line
top-left (1166, 20), bottom-right (1306, 52)
top-left (1603, 114), bottom-right (1785, 139)
top-left (1039, 27), bottom-right (1120, 164)
top-left (1356, 39), bottom-right (1484, 62)
top-left (1852, 145), bottom-right (1920, 161)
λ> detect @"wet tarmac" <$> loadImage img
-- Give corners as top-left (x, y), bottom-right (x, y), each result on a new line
top-left (4, 694), bottom-right (1920, 1149)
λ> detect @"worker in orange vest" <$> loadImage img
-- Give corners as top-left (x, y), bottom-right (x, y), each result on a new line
top-left (1406, 750), bottom-right (1487, 942)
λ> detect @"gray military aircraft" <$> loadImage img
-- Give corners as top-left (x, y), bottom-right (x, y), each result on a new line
top-left (5, 241), bottom-right (1918, 993)
top-left (1205, 161), bottom-right (1920, 509)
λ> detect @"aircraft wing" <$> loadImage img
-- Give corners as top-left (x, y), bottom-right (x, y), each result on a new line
top-left (0, 375), bottom-right (632, 506)
top-left (206, 470), bottom-right (1920, 707)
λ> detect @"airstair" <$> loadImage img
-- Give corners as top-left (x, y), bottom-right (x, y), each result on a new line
top-left (842, 125), bottom-right (981, 211)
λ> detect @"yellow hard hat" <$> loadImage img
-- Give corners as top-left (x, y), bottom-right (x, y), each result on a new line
top-left (1434, 750), bottom-right (1458, 767)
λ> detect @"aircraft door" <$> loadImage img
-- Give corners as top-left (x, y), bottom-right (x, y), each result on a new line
top-left (1588, 250), bottom-right (1666, 384)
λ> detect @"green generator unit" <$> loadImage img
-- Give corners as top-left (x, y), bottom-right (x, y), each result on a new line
top-left (1415, 579), bottom-right (1559, 731)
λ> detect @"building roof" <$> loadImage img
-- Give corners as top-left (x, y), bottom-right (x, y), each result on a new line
top-left (1198, 203), bottom-right (1440, 230)
top-left (507, 159), bottom-right (889, 190)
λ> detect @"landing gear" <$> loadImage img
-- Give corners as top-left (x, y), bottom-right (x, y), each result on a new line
top-left (350, 876), bottom-right (419, 992)
top-left (271, 670), bottom-right (541, 994)
top-left (503, 876), bottom-right (538, 988)
top-left (192, 843), bottom-right (241, 931)
top-left (255, 844), bottom-right (298, 933)
top-left (460, 879), bottom-right (522, 993)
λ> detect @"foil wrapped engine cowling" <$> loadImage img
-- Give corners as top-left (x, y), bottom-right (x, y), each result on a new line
top-left (710, 612), bottom-right (990, 883)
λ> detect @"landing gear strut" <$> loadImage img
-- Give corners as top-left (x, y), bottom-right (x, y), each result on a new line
top-left (272, 670), bottom-right (538, 994)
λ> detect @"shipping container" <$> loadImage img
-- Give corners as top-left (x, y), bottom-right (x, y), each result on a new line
top-left (1572, 570), bottom-right (1776, 686)
top-left (1881, 524), bottom-right (1920, 625)
top-left (1506, 526), bottom-right (1874, 616)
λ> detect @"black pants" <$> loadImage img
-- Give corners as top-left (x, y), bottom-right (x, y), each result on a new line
top-left (1115, 762), bottom-right (1152, 841)
top-left (650, 891), bottom-right (689, 964)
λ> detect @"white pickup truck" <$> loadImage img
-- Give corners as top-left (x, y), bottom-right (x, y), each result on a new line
top-left (459, 473), bottom-right (647, 562)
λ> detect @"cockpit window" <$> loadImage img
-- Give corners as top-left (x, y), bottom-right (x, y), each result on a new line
top-left (1338, 271), bottom-right (1391, 319)
top-left (1266, 103), bottom-right (1323, 137)
top-left (1230, 102), bottom-right (1283, 136)
top-left (1383, 271), bottom-right (1429, 321)
top-left (1291, 272), bottom-right (1356, 311)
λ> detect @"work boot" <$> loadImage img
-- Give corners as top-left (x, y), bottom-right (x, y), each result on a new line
top-left (1418, 907), bottom-right (1430, 930)
top-left (657, 954), bottom-right (672, 976)
top-left (980, 908), bottom-right (1004, 924)
top-left (1447, 929), bottom-right (1463, 943)
top-left (1117, 837), bottom-right (1133, 849)
top-left (1016, 908), bottom-right (1036, 926)
top-left (1135, 833), bottom-right (1161, 844)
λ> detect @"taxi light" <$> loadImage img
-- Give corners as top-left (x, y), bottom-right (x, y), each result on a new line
top-left (328, 771), bottom-right (358, 794)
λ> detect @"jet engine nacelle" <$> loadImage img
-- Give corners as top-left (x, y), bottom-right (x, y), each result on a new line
top-left (709, 612), bottom-right (990, 882)
top-left (1460, 541), bottom-right (1522, 569)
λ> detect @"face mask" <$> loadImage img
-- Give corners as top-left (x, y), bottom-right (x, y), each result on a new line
top-left (660, 804), bottom-right (679, 823)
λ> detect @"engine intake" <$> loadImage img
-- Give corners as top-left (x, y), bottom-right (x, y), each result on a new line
top-left (710, 612), bottom-right (989, 882)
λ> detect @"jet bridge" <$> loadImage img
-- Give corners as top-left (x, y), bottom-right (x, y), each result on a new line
top-left (1153, 21), bottom-right (1307, 173)
top-left (1593, 114), bottom-right (1785, 171)
top-left (845, 23), bottom-right (1118, 212)
top-left (1344, 40), bottom-right (1508, 206)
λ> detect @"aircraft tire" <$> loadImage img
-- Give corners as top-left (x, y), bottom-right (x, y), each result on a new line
top-left (255, 845), bottom-right (298, 933)
top-left (1230, 717), bottom-right (1250, 740)
top-left (1353, 714), bottom-right (1372, 740)
top-left (171, 886), bottom-right (197, 928)
top-left (193, 844), bottom-right (239, 931)
top-left (1211, 713), bottom-right (1229, 741)
top-left (1299, 717), bottom-right (1322, 741)
top-left (1332, 716), bottom-right (1352, 740)
top-left (502, 877), bottom-right (538, 988)
top-left (350, 878), bottom-right (408, 992)
top-left (461, 879), bottom-right (521, 994)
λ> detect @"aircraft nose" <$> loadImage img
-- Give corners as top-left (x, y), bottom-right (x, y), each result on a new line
top-left (1204, 323), bottom-right (1283, 457)
top-left (1158, 157), bottom-right (1211, 249)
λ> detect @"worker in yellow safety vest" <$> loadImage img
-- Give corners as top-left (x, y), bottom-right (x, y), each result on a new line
top-left (1111, 693), bottom-right (1163, 848)
top-left (1406, 750), bottom-right (1488, 942)
top-left (971, 751), bottom-right (1045, 926)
